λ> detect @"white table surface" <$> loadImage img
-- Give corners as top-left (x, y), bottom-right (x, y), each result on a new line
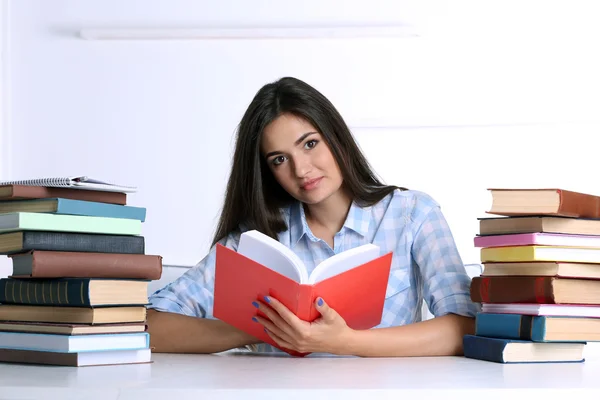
top-left (1, 352), bottom-right (600, 400)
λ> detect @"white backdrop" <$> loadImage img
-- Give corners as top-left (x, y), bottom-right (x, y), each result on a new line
top-left (1, 0), bottom-right (599, 269)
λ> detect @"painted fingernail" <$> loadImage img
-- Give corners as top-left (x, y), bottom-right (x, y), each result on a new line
top-left (317, 298), bottom-right (324, 306)
top-left (263, 296), bottom-right (271, 303)
top-left (252, 301), bottom-right (259, 308)
top-left (264, 327), bottom-right (268, 333)
top-left (252, 317), bottom-right (258, 322)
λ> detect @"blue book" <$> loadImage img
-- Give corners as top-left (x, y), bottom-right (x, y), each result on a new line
top-left (0, 331), bottom-right (149, 353)
top-left (476, 313), bottom-right (600, 342)
top-left (463, 335), bottom-right (585, 363)
top-left (0, 198), bottom-right (146, 221)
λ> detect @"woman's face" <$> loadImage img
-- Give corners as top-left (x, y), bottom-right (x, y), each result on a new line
top-left (261, 113), bottom-right (344, 205)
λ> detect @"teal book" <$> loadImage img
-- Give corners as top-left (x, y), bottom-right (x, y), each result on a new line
top-left (0, 278), bottom-right (149, 307)
top-left (476, 312), bottom-right (600, 342)
top-left (463, 335), bottom-right (585, 364)
top-left (0, 212), bottom-right (141, 235)
top-left (0, 198), bottom-right (146, 221)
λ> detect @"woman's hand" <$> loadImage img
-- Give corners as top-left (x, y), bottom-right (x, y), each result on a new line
top-left (252, 296), bottom-right (354, 355)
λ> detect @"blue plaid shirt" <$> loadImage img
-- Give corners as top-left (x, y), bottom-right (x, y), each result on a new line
top-left (149, 189), bottom-right (479, 352)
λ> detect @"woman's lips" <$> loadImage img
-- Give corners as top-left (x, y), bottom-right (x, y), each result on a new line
top-left (301, 177), bottom-right (323, 191)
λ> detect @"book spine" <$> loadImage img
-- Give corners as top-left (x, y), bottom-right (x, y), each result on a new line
top-left (20, 252), bottom-right (162, 280)
top-left (475, 313), bottom-right (547, 341)
top-left (19, 231), bottom-right (145, 254)
top-left (470, 276), bottom-right (556, 303)
top-left (4, 185), bottom-right (127, 205)
top-left (56, 199), bottom-right (147, 222)
top-left (0, 278), bottom-right (91, 306)
top-left (296, 285), bottom-right (315, 321)
top-left (463, 335), bottom-right (508, 363)
top-left (480, 246), bottom-right (538, 262)
top-left (0, 348), bottom-right (80, 366)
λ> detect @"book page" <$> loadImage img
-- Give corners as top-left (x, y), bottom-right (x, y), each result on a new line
top-left (237, 230), bottom-right (307, 283)
top-left (308, 244), bottom-right (380, 284)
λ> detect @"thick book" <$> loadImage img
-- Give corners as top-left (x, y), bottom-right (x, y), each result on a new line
top-left (0, 278), bottom-right (149, 307)
top-left (463, 335), bottom-right (585, 364)
top-left (474, 232), bottom-right (600, 248)
top-left (487, 188), bottom-right (600, 218)
top-left (0, 212), bottom-right (142, 235)
top-left (9, 251), bottom-right (162, 280)
top-left (0, 305), bottom-right (147, 324)
top-left (0, 321), bottom-right (146, 335)
top-left (0, 198), bottom-right (146, 221)
top-left (0, 185), bottom-right (127, 205)
top-left (0, 176), bottom-right (136, 193)
top-left (475, 313), bottom-right (600, 342)
top-left (471, 276), bottom-right (600, 304)
top-left (0, 231), bottom-right (145, 255)
top-left (0, 347), bottom-right (152, 366)
top-left (213, 230), bottom-right (393, 356)
top-left (481, 303), bottom-right (600, 318)
top-left (482, 261), bottom-right (600, 279)
top-left (480, 245), bottom-right (600, 263)
top-left (0, 331), bottom-right (149, 353)
top-left (479, 216), bottom-right (600, 236)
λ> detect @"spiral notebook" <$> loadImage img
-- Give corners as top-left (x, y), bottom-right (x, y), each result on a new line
top-left (0, 176), bottom-right (137, 193)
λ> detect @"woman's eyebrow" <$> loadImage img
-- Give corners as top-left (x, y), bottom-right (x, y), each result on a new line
top-left (265, 131), bottom-right (318, 158)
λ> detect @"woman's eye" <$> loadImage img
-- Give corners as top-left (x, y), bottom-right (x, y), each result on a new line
top-left (272, 156), bottom-right (286, 166)
top-left (304, 139), bottom-right (318, 150)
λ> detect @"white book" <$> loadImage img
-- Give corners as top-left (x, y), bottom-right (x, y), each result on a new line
top-left (482, 303), bottom-right (600, 318)
top-left (237, 229), bottom-right (380, 284)
top-left (0, 176), bottom-right (136, 193)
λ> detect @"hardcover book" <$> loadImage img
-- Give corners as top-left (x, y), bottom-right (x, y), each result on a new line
top-left (463, 334), bottom-right (585, 364)
top-left (0, 231), bottom-right (145, 255)
top-left (213, 230), bottom-right (392, 356)
top-left (9, 251), bottom-right (162, 280)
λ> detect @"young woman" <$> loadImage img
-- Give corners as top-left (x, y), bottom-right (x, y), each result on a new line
top-left (147, 77), bottom-right (479, 357)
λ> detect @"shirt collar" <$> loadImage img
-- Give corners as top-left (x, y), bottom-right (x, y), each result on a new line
top-left (342, 200), bottom-right (371, 237)
top-left (289, 200), bottom-right (371, 247)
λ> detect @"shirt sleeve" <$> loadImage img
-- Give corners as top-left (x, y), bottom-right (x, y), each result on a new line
top-left (147, 231), bottom-right (241, 319)
top-left (411, 201), bottom-right (480, 318)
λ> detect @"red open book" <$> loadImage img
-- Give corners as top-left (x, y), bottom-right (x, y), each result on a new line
top-left (213, 230), bottom-right (393, 357)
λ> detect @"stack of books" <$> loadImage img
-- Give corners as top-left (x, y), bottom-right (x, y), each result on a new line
top-left (464, 188), bottom-right (600, 364)
top-left (0, 176), bottom-right (162, 366)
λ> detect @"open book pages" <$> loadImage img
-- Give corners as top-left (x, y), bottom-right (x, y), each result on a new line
top-left (237, 230), bottom-right (380, 284)
top-left (0, 176), bottom-right (137, 193)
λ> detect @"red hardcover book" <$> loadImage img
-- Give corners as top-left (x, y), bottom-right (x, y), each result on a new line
top-left (213, 230), bottom-right (392, 357)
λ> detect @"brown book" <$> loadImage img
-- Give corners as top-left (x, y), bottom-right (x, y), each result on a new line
top-left (471, 276), bottom-right (600, 304)
top-left (487, 188), bottom-right (600, 218)
top-left (0, 185), bottom-right (126, 205)
top-left (0, 348), bottom-right (152, 366)
top-left (483, 262), bottom-right (600, 279)
top-left (9, 251), bottom-right (162, 280)
top-left (479, 216), bottom-right (600, 236)
top-left (0, 321), bottom-right (146, 335)
top-left (0, 305), bottom-right (147, 324)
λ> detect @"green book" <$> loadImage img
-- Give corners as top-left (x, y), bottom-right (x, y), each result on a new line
top-left (0, 212), bottom-right (141, 235)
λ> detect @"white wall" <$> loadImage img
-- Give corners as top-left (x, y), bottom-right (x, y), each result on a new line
top-left (2, 0), bottom-right (600, 359)
top-left (2, 0), bottom-right (600, 269)
top-left (0, 0), bottom-right (10, 279)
